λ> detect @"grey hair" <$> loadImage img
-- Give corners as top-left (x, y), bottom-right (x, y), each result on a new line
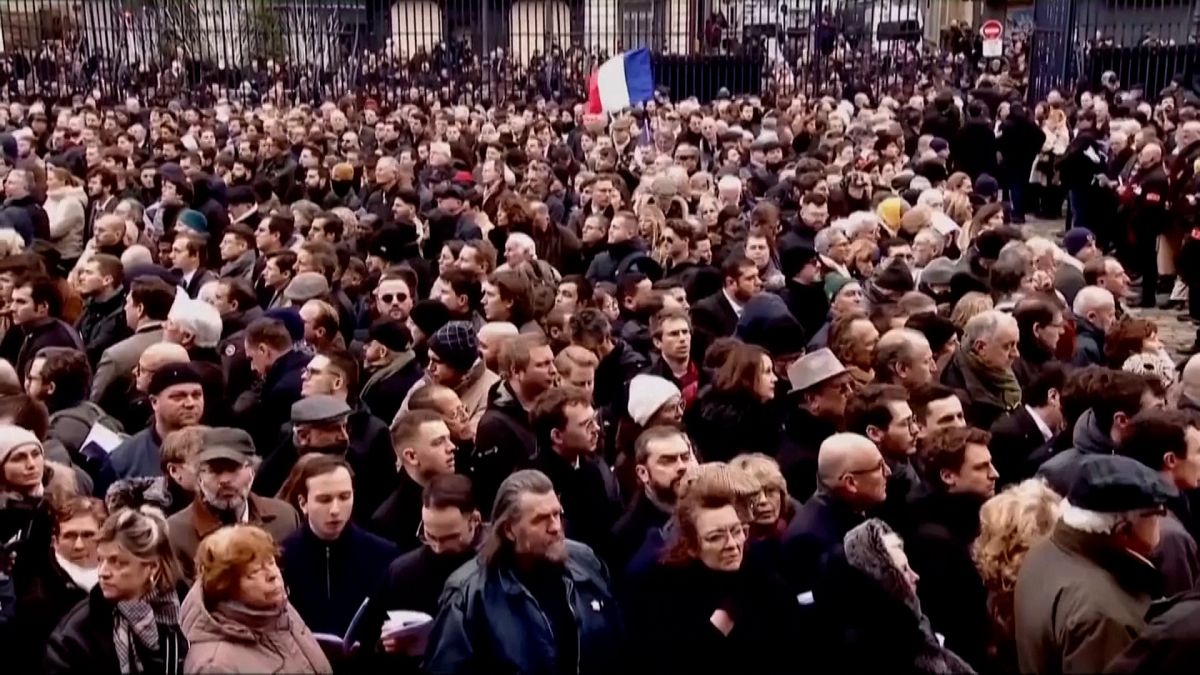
top-left (963, 310), bottom-right (1017, 348)
top-left (874, 328), bottom-right (929, 376)
top-left (506, 232), bottom-right (537, 260)
top-left (814, 227), bottom-right (847, 255)
top-left (168, 297), bottom-right (223, 348)
top-left (480, 469), bottom-right (556, 565)
top-left (1059, 500), bottom-right (1128, 535)
top-left (1072, 285), bottom-right (1115, 318)
top-left (913, 227), bottom-right (943, 251)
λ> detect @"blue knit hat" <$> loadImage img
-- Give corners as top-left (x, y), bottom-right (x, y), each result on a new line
top-left (177, 208), bottom-right (209, 234)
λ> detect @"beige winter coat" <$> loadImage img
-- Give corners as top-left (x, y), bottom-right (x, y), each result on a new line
top-left (44, 185), bottom-right (87, 260)
top-left (180, 583), bottom-right (333, 674)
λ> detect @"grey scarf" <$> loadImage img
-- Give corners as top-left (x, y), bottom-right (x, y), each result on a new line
top-left (113, 587), bottom-right (181, 674)
top-left (213, 599), bottom-right (290, 633)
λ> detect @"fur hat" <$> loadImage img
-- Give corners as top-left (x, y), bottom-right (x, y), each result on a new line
top-left (105, 476), bottom-right (173, 513)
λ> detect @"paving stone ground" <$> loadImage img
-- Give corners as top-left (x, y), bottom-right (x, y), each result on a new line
top-left (1024, 217), bottom-right (1195, 355)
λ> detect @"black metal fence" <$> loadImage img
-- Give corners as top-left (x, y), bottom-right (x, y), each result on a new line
top-left (1, 0), bottom-right (1193, 105)
top-left (1028, 0), bottom-right (1200, 102)
top-left (0, 0), bottom-right (982, 104)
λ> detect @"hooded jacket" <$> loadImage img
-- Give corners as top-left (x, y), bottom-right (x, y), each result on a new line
top-left (472, 381), bottom-right (538, 516)
top-left (180, 583), bottom-right (332, 674)
top-left (0, 193), bottom-right (49, 245)
top-left (1036, 408), bottom-right (1114, 495)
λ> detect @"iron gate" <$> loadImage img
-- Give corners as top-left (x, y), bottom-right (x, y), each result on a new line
top-left (0, 0), bottom-right (987, 103)
top-left (1029, 0), bottom-right (1200, 102)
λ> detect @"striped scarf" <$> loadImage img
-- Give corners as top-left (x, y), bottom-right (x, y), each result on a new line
top-left (113, 587), bottom-right (181, 674)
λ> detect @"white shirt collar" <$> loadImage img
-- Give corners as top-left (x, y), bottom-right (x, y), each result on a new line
top-left (723, 289), bottom-right (744, 318)
top-left (1026, 405), bottom-right (1054, 441)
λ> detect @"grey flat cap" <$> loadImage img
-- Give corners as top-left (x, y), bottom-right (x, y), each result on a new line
top-left (284, 271), bottom-right (330, 303)
top-left (292, 395), bottom-right (352, 425)
top-left (194, 427), bottom-right (255, 464)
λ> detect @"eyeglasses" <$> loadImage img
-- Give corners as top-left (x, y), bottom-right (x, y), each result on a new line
top-left (379, 292), bottom-right (408, 304)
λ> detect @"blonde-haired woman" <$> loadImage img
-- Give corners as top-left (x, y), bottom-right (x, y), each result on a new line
top-left (972, 479), bottom-right (1062, 672)
top-left (44, 506), bottom-right (186, 674)
top-left (44, 165), bottom-right (88, 265)
top-left (730, 453), bottom-right (797, 541)
top-left (181, 524), bottom-right (331, 674)
top-left (951, 292), bottom-right (995, 332)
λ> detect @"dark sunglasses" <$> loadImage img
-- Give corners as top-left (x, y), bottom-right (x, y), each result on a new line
top-left (379, 292), bottom-right (408, 304)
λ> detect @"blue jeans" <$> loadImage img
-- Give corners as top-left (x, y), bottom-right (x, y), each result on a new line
top-left (1009, 181), bottom-right (1028, 222)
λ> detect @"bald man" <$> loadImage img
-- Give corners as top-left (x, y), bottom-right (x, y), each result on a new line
top-left (117, 342), bottom-right (191, 431)
top-left (477, 321), bottom-right (518, 372)
top-left (782, 433), bottom-right (890, 594)
top-left (1180, 355), bottom-right (1200, 409)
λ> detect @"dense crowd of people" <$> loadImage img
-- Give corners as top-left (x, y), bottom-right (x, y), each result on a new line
top-left (0, 35), bottom-right (1199, 675)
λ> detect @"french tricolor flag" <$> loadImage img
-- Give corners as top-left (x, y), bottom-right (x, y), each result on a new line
top-left (587, 48), bottom-right (655, 114)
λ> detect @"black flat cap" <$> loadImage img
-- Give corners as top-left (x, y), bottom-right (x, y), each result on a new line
top-left (1068, 455), bottom-right (1178, 513)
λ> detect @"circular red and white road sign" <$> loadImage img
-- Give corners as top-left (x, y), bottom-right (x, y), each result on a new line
top-left (980, 20), bottom-right (1004, 40)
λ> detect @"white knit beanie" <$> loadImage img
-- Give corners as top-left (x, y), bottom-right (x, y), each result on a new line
top-left (0, 424), bottom-right (42, 467)
top-left (627, 374), bottom-right (682, 427)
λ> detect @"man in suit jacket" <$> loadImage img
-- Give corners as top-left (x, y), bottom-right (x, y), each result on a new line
top-left (988, 364), bottom-right (1065, 488)
top-left (689, 254), bottom-right (761, 361)
top-left (171, 225), bottom-right (218, 298)
top-left (90, 275), bottom-right (178, 406)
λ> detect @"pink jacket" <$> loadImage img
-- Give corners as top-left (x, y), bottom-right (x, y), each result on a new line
top-left (180, 583), bottom-right (332, 674)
